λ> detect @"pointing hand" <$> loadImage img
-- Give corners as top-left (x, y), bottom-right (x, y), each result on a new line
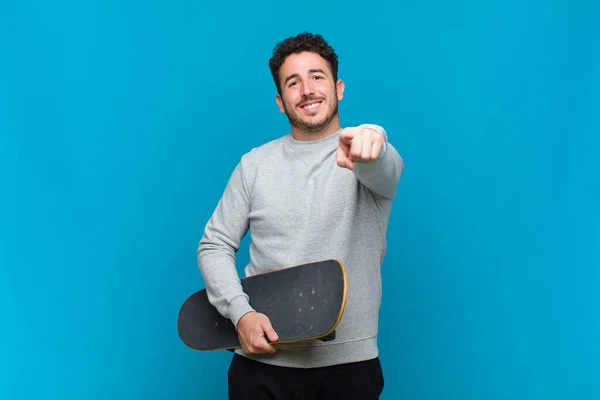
top-left (337, 127), bottom-right (384, 171)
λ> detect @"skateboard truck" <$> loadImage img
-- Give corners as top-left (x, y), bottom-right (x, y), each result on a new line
top-left (318, 330), bottom-right (336, 342)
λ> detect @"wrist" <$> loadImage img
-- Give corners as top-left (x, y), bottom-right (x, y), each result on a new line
top-left (228, 295), bottom-right (255, 330)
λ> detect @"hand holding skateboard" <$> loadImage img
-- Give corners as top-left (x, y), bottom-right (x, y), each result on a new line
top-left (237, 311), bottom-right (279, 354)
top-left (177, 259), bottom-right (347, 352)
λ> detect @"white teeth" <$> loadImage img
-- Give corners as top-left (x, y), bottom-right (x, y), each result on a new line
top-left (303, 102), bottom-right (320, 110)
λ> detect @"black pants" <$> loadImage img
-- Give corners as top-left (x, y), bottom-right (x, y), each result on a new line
top-left (228, 353), bottom-right (384, 399)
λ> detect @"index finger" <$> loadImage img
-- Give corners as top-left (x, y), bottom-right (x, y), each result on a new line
top-left (257, 336), bottom-right (277, 353)
top-left (339, 128), bottom-right (354, 144)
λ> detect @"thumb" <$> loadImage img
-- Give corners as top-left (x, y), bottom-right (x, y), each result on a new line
top-left (336, 146), bottom-right (354, 170)
top-left (261, 320), bottom-right (279, 342)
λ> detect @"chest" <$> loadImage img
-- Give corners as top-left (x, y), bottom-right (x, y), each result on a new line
top-left (247, 160), bottom-right (362, 236)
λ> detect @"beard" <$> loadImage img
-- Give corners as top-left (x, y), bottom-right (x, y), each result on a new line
top-left (282, 93), bottom-right (339, 133)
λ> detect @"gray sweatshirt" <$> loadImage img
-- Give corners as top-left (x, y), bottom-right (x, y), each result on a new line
top-left (197, 124), bottom-right (404, 368)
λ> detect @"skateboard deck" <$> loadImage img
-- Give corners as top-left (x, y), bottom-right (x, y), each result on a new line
top-left (177, 259), bottom-right (347, 351)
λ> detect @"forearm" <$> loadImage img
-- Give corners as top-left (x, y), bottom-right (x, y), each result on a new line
top-left (197, 226), bottom-right (254, 329)
top-left (353, 124), bottom-right (404, 199)
top-left (196, 162), bottom-right (255, 328)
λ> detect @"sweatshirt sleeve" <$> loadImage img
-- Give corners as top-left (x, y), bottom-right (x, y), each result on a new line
top-left (196, 159), bottom-right (255, 329)
top-left (352, 124), bottom-right (404, 199)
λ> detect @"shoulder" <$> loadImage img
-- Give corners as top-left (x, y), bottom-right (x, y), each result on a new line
top-left (234, 134), bottom-right (289, 186)
top-left (240, 135), bottom-right (288, 166)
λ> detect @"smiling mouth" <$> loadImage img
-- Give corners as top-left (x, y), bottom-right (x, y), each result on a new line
top-left (299, 101), bottom-right (323, 111)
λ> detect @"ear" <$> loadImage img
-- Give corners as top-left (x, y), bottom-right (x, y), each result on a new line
top-left (336, 79), bottom-right (345, 100)
top-left (275, 93), bottom-right (285, 113)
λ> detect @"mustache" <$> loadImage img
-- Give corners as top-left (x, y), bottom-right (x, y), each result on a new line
top-left (297, 95), bottom-right (325, 107)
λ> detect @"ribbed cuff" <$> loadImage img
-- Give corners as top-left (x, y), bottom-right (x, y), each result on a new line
top-left (228, 295), bottom-right (255, 330)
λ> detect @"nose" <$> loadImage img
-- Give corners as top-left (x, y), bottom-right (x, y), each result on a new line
top-left (302, 79), bottom-right (316, 96)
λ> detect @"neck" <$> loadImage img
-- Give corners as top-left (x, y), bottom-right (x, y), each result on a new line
top-left (290, 118), bottom-right (341, 142)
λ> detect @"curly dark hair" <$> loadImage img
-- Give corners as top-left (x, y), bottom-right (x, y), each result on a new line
top-left (268, 32), bottom-right (339, 94)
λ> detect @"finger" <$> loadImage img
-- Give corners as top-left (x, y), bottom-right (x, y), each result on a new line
top-left (336, 145), bottom-right (347, 167)
top-left (336, 146), bottom-right (353, 169)
top-left (361, 138), bottom-right (373, 161)
top-left (339, 128), bottom-right (354, 145)
top-left (263, 340), bottom-right (277, 354)
top-left (262, 321), bottom-right (279, 342)
top-left (349, 133), bottom-right (363, 161)
top-left (371, 139), bottom-right (383, 160)
top-left (253, 336), bottom-right (276, 354)
top-left (336, 147), bottom-right (354, 170)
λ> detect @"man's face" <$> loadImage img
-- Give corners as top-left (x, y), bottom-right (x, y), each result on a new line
top-left (276, 51), bottom-right (344, 134)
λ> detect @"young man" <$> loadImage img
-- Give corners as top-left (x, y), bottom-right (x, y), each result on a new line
top-left (197, 32), bottom-right (404, 399)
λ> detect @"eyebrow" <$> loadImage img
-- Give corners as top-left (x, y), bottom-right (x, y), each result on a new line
top-left (283, 68), bottom-right (328, 85)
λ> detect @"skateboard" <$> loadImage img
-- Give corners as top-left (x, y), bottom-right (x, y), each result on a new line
top-left (177, 259), bottom-right (347, 351)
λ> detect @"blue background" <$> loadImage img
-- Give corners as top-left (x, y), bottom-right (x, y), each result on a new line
top-left (1, 0), bottom-right (598, 398)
